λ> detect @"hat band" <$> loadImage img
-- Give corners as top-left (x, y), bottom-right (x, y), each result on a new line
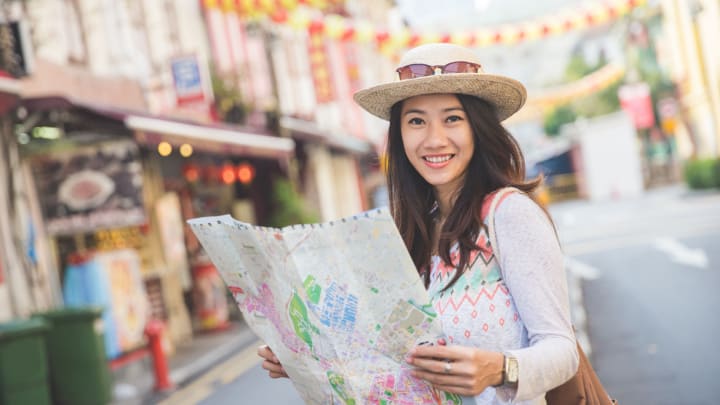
top-left (395, 61), bottom-right (482, 80)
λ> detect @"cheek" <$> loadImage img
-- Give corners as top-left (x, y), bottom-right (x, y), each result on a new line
top-left (400, 134), bottom-right (417, 158)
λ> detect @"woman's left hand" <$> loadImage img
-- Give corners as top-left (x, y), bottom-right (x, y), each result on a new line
top-left (406, 344), bottom-right (505, 396)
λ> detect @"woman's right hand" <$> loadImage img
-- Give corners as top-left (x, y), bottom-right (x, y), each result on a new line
top-left (257, 345), bottom-right (289, 379)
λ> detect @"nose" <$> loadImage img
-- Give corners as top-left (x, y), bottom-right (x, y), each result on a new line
top-left (425, 122), bottom-right (449, 147)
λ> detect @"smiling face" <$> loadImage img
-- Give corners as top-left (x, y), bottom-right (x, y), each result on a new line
top-left (400, 93), bottom-right (475, 202)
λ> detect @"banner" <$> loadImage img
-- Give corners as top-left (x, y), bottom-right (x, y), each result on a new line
top-left (308, 25), bottom-right (334, 103)
top-left (31, 140), bottom-right (146, 235)
top-left (619, 82), bottom-right (655, 129)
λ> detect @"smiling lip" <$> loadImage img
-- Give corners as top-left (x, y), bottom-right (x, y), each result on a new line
top-left (423, 154), bottom-right (454, 168)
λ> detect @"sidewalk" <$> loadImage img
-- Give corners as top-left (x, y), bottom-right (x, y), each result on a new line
top-left (110, 321), bottom-right (258, 405)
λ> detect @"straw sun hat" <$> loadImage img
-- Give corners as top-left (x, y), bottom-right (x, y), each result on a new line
top-left (353, 43), bottom-right (527, 122)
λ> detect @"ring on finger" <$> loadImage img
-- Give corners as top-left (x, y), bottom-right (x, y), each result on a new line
top-left (444, 360), bottom-right (452, 373)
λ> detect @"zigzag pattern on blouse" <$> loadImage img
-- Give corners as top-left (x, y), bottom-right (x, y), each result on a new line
top-left (434, 282), bottom-right (509, 316)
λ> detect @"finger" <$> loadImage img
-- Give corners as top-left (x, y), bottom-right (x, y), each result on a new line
top-left (408, 356), bottom-right (456, 375)
top-left (265, 346), bottom-right (280, 363)
top-left (268, 370), bottom-right (289, 379)
top-left (411, 369), bottom-right (461, 386)
top-left (258, 345), bottom-right (273, 358)
top-left (410, 344), bottom-right (461, 360)
top-left (432, 384), bottom-right (471, 396)
top-left (262, 360), bottom-right (286, 374)
top-left (258, 345), bottom-right (281, 363)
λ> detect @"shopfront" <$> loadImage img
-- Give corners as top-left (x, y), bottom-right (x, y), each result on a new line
top-left (127, 115), bottom-right (294, 335)
top-left (16, 96), bottom-right (294, 358)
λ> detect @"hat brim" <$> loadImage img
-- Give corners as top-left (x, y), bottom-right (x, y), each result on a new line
top-left (353, 73), bottom-right (527, 122)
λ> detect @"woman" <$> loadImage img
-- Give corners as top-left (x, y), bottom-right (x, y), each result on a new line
top-left (259, 43), bottom-right (578, 404)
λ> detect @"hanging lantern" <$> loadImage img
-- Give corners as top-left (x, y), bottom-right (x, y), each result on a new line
top-left (236, 162), bottom-right (256, 184)
top-left (220, 162), bottom-right (236, 184)
top-left (183, 163), bottom-right (200, 183)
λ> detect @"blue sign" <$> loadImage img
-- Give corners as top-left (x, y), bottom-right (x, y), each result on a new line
top-left (171, 56), bottom-right (205, 105)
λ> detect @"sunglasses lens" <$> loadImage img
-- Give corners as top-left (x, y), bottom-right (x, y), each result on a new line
top-left (444, 62), bottom-right (480, 74)
top-left (397, 64), bottom-right (434, 80)
top-left (396, 62), bottom-right (481, 80)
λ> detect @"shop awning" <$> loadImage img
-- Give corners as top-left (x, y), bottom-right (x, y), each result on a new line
top-left (19, 96), bottom-right (295, 160)
top-left (0, 76), bottom-right (21, 114)
top-left (127, 116), bottom-right (295, 160)
top-left (280, 116), bottom-right (374, 155)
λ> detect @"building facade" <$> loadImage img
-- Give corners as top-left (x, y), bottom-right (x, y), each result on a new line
top-left (659, 0), bottom-right (720, 158)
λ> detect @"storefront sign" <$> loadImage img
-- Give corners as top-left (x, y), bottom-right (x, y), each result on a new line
top-left (31, 140), bottom-right (146, 235)
top-left (171, 55), bottom-right (207, 107)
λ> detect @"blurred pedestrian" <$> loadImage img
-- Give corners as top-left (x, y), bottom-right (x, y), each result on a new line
top-left (259, 42), bottom-right (578, 404)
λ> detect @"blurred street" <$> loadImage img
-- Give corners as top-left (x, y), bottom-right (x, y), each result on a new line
top-left (1, 1), bottom-right (720, 404)
top-left (552, 186), bottom-right (720, 405)
top-left (154, 185), bottom-right (720, 405)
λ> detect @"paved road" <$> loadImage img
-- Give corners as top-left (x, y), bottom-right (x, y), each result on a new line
top-left (551, 186), bottom-right (720, 405)
top-left (198, 362), bottom-right (303, 405)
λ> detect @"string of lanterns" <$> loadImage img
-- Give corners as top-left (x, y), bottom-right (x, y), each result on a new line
top-left (507, 63), bottom-right (626, 123)
top-left (182, 161), bottom-right (257, 185)
top-left (532, 63), bottom-right (626, 109)
top-left (202, 0), bottom-right (647, 50)
top-left (201, 0), bottom-right (344, 19)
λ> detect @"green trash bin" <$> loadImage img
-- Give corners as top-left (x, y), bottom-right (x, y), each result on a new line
top-left (0, 318), bottom-right (52, 405)
top-left (35, 307), bottom-right (112, 405)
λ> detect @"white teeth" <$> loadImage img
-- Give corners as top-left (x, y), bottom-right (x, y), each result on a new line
top-left (425, 155), bottom-right (452, 163)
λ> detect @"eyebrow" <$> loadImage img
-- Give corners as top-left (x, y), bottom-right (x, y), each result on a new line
top-left (402, 106), bottom-right (465, 116)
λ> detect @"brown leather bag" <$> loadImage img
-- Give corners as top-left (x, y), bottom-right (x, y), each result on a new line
top-left (546, 341), bottom-right (617, 405)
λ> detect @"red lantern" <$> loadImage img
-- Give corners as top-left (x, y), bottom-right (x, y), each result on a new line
top-left (375, 31), bottom-right (390, 46)
top-left (270, 10), bottom-right (288, 23)
top-left (341, 27), bottom-right (355, 42)
top-left (408, 33), bottom-right (422, 47)
top-left (236, 162), bottom-right (256, 184)
top-left (220, 163), bottom-right (236, 184)
top-left (183, 163), bottom-right (200, 183)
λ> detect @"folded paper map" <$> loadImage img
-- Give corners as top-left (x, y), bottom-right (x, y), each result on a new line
top-left (188, 209), bottom-right (461, 404)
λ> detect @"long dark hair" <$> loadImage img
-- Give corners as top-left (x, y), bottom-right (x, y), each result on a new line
top-left (386, 94), bottom-right (542, 291)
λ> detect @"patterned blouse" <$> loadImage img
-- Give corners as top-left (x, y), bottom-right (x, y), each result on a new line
top-left (427, 190), bottom-right (578, 404)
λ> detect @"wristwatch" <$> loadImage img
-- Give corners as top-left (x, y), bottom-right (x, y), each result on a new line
top-left (503, 355), bottom-right (519, 387)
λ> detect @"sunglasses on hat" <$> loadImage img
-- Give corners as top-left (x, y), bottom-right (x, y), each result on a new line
top-left (395, 61), bottom-right (482, 80)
